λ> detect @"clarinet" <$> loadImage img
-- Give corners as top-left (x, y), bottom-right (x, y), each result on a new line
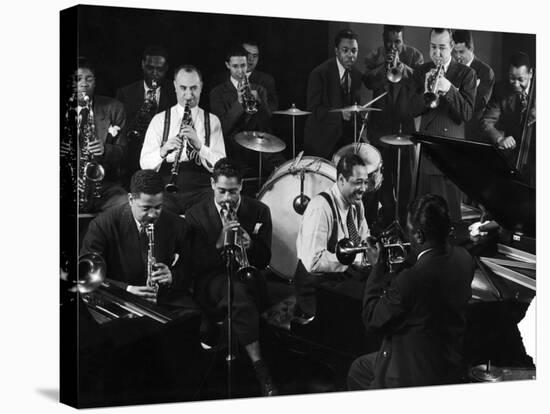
top-left (145, 222), bottom-right (159, 294)
top-left (165, 101), bottom-right (193, 193)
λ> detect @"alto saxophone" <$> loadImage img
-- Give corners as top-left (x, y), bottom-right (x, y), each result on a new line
top-left (78, 93), bottom-right (105, 212)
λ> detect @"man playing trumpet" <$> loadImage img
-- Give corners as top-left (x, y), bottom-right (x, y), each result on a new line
top-left (140, 65), bottom-right (226, 214)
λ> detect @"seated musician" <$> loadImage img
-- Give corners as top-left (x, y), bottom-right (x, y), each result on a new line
top-left (480, 52), bottom-right (535, 186)
top-left (81, 170), bottom-right (191, 305)
top-left (209, 44), bottom-right (283, 177)
top-left (185, 158), bottom-right (278, 396)
top-left (63, 57), bottom-right (128, 213)
top-left (116, 45), bottom-right (177, 187)
top-left (294, 153), bottom-right (371, 323)
top-left (347, 194), bottom-right (474, 390)
top-left (140, 65), bottom-right (225, 214)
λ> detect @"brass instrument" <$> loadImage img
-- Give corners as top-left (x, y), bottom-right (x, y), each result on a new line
top-left (241, 75), bottom-right (259, 115)
top-left (386, 46), bottom-right (403, 83)
top-left (336, 237), bottom-right (410, 271)
top-left (424, 60), bottom-right (445, 109)
top-left (221, 201), bottom-right (259, 282)
top-left (79, 93), bottom-right (105, 211)
top-left (75, 252), bottom-right (107, 293)
top-left (165, 101), bottom-right (193, 193)
top-left (128, 79), bottom-right (158, 141)
top-left (145, 221), bottom-right (160, 294)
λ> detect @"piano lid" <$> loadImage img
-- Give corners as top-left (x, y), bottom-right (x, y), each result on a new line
top-left (412, 133), bottom-right (535, 237)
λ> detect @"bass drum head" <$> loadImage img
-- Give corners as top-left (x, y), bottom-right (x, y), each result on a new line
top-left (331, 143), bottom-right (382, 174)
top-left (258, 157), bottom-right (336, 280)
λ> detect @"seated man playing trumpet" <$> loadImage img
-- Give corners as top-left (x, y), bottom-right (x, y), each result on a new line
top-left (185, 158), bottom-right (278, 396)
top-left (294, 153), bottom-right (372, 322)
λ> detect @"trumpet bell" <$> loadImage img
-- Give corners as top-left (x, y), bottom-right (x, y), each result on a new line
top-left (236, 266), bottom-right (258, 282)
top-left (75, 252), bottom-right (106, 293)
top-left (335, 238), bottom-right (357, 265)
top-left (164, 182), bottom-right (179, 194)
top-left (84, 161), bottom-right (105, 182)
top-left (387, 68), bottom-right (402, 83)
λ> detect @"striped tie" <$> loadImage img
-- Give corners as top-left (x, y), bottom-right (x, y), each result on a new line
top-left (346, 207), bottom-right (360, 246)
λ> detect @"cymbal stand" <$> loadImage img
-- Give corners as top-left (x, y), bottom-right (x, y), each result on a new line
top-left (291, 103), bottom-right (297, 158)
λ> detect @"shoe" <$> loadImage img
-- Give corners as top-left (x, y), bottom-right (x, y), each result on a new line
top-left (260, 377), bottom-right (279, 396)
top-left (292, 305), bottom-right (315, 325)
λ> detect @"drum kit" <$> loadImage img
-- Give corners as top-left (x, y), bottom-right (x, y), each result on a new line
top-left (234, 94), bottom-right (417, 281)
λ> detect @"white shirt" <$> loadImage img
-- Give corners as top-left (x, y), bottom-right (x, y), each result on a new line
top-left (140, 103), bottom-right (226, 172)
top-left (296, 183), bottom-right (370, 274)
top-left (143, 81), bottom-right (161, 103)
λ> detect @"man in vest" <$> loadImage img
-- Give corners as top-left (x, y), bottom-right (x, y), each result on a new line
top-left (141, 65), bottom-right (226, 214)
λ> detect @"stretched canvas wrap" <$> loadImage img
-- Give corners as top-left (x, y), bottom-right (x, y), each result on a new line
top-left (60, 4), bottom-right (536, 409)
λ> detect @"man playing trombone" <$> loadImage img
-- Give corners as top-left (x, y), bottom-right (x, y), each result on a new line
top-left (140, 65), bottom-right (226, 214)
top-left (185, 158), bottom-right (278, 396)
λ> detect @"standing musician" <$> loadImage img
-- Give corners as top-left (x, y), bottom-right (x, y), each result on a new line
top-left (209, 45), bottom-right (282, 176)
top-left (116, 45), bottom-right (177, 186)
top-left (303, 29), bottom-right (366, 159)
top-left (408, 28), bottom-right (477, 221)
top-left (294, 153), bottom-right (371, 322)
top-left (347, 194), bottom-right (474, 390)
top-left (452, 29), bottom-right (495, 140)
top-left (81, 170), bottom-right (191, 305)
top-left (242, 40), bottom-right (279, 113)
top-left (63, 57), bottom-right (128, 213)
top-left (362, 25), bottom-right (424, 229)
top-left (480, 52), bottom-right (535, 184)
top-left (185, 158), bottom-right (278, 396)
top-left (140, 65), bottom-right (225, 214)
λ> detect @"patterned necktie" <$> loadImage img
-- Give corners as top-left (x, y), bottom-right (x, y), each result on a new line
top-left (346, 207), bottom-right (360, 246)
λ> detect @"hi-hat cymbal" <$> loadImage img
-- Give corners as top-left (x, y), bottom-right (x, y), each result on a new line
top-left (273, 105), bottom-right (311, 116)
top-left (330, 104), bottom-right (382, 113)
top-left (235, 131), bottom-right (286, 153)
top-left (380, 133), bottom-right (414, 146)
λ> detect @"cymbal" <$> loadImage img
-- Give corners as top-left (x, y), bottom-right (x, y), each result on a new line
top-left (380, 133), bottom-right (414, 146)
top-left (273, 105), bottom-right (311, 116)
top-left (234, 131), bottom-right (286, 153)
top-left (330, 104), bottom-right (382, 113)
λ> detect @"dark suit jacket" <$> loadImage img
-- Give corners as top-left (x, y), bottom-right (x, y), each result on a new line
top-left (115, 80), bottom-right (176, 125)
top-left (363, 244), bottom-right (474, 388)
top-left (81, 203), bottom-right (191, 304)
top-left (304, 58), bottom-right (364, 158)
top-left (92, 95), bottom-right (127, 181)
top-left (185, 195), bottom-right (272, 289)
top-left (470, 57), bottom-right (495, 119)
top-left (209, 80), bottom-right (271, 153)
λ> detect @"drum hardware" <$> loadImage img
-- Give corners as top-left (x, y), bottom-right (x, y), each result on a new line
top-left (292, 168), bottom-right (310, 215)
top-left (273, 103), bottom-right (311, 158)
top-left (234, 131), bottom-right (286, 190)
top-left (469, 361), bottom-right (504, 382)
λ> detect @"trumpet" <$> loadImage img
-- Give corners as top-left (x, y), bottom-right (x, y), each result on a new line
top-left (145, 220), bottom-right (160, 294)
top-left (221, 201), bottom-right (259, 282)
top-left (128, 79), bottom-right (158, 141)
top-left (79, 93), bottom-right (105, 212)
top-left (386, 47), bottom-right (403, 83)
top-left (241, 75), bottom-right (259, 115)
top-left (336, 237), bottom-right (410, 269)
top-left (165, 101), bottom-right (193, 193)
top-left (424, 60), bottom-right (445, 108)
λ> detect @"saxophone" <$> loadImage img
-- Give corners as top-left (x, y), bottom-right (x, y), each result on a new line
top-left (128, 79), bottom-right (158, 141)
top-left (61, 93), bottom-right (78, 207)
top-left (78, 93), bottom-right (105, 212)
top-left (165, 101), bottom-right (193, 193)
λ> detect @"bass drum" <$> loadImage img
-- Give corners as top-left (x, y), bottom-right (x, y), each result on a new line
top-left (258, 156), bottom-right (336, 280)
top-left (332, 143), bottom-right (383, 192)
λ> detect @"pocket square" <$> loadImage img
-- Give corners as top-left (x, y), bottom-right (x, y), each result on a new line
top-left (253, 223), bottom-right (263, 234)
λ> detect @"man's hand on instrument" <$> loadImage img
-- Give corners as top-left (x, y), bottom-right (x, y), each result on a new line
top-left (126, 285), bottom-right (158, 302)
top-left (150, 262), bottom-right (173, 286)
top-left (181, 125), bottom-right (202, 151)
top-left (88, 140), bottom-right (105, 156)
top-left (240, 229), bottom-right (252, 250)
top-left (342, 111), bottom-right (352, 121)
top-left (160, 136), bottom-right (183, 158)
top-left (435, 76), bottom-right (452, 95)
top-left (497, 136), bottom-right (516, 150)
top-left (216, 220), bottom-right (240, 249)
top-left (364, 237), bottom-right (382, 266)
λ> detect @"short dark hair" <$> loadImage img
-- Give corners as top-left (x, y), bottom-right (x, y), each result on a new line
top-left (130, 170), bottom-right (164, 196)
top-left (77, 56), bottom-right (95, 76)
top-left (173, 64), bottom-right (203, 83)
top-left (383, 25), bottom-right (404, 36)
top-left (142, 45), bottom-right (169, 61)
top-left (430, 28), bottom-right (453, 41)
top-left (509, 52), bottom-right (532, 70)
top-left (212, 158), bottom-right (243, 183)
top-left (452, 29), bottom-right (474, 49)
top-left (408, 194), bottom-right (451, 244)
top-left (242, 39), bottom-right (260, 49)
top-left (336, 153), bottom-right (366, 180)
top-left (334, 29), bottom-right (358, 48)
top-left (225, 44), bottom-right (249, 62)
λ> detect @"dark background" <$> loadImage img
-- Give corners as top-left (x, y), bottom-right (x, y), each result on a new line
top-left (74, 5), bottom-right (535, 155)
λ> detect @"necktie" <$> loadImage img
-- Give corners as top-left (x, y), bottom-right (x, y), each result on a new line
top-left (182, 115), bottom-right (200, 165)
top-left (346, 207), bottom-right (361, 246)
top-left (341, 69), bottom-right (350, 94)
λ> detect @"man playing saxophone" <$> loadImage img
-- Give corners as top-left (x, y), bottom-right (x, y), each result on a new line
top-left (64, 57), bottom-right (128, 213)
top-left (140, 65), bottom-right (226, 214)
top-left (407, 28), bottom-right (477, 221)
